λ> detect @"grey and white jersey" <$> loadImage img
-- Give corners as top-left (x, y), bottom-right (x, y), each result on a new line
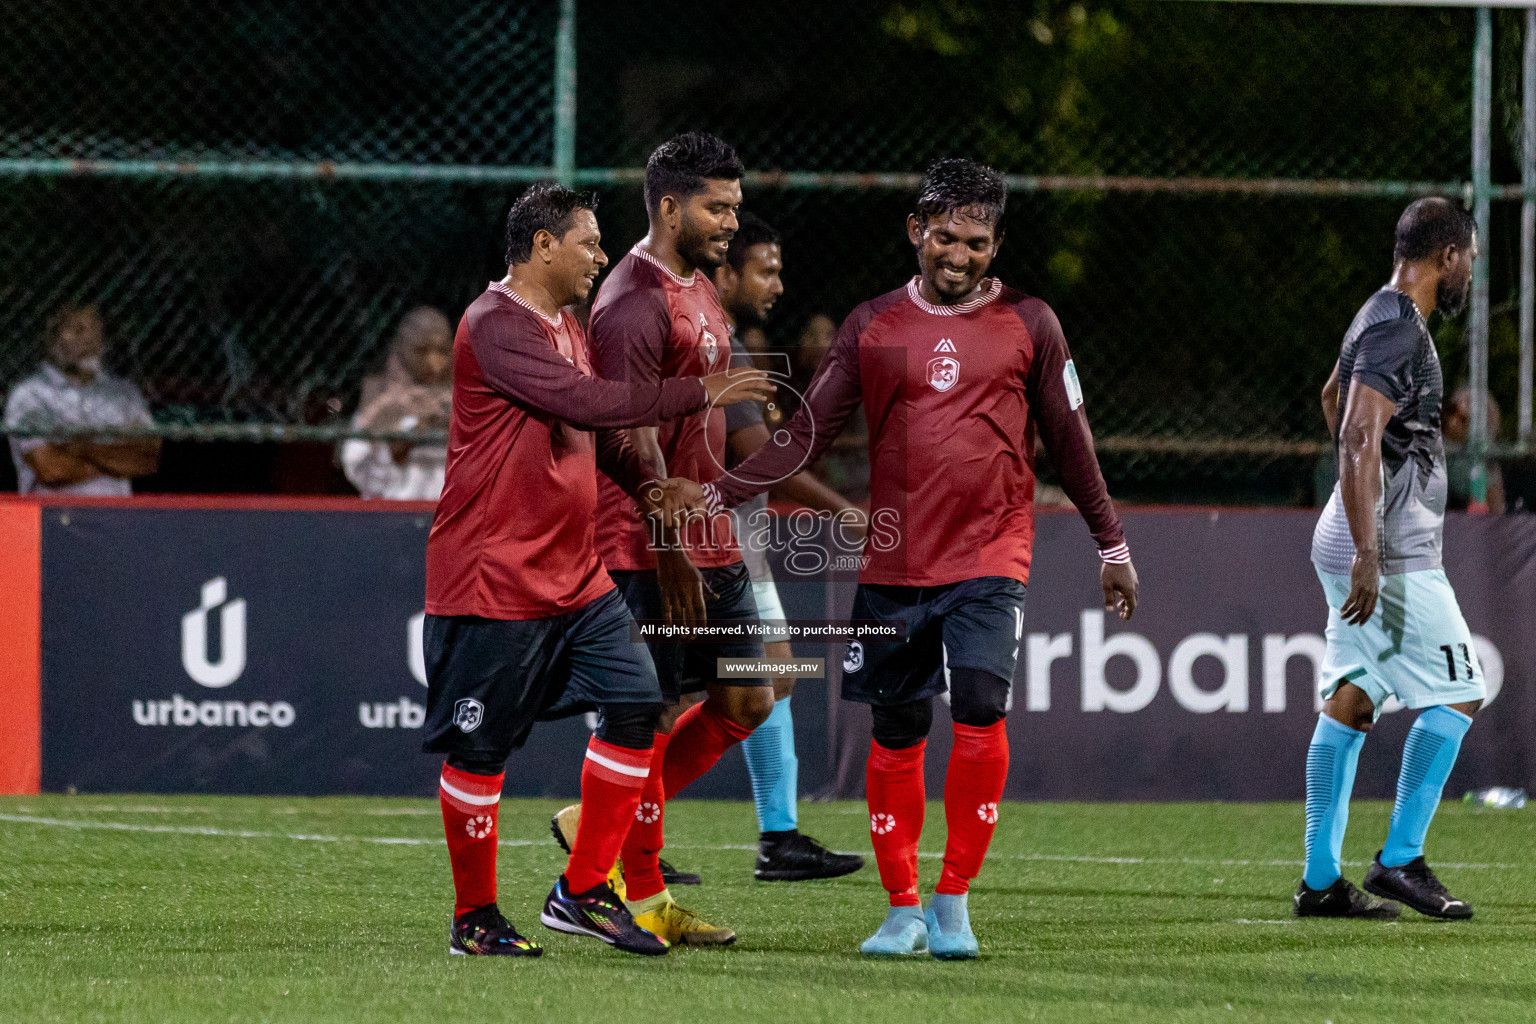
top-left (1312, 288), bottom-right (1446, 575)
top-left (723, 333), bottom-right (775, 584)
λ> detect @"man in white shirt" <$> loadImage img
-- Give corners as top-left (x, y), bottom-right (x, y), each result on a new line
top-left (6, 304), bottom-right (160, 495)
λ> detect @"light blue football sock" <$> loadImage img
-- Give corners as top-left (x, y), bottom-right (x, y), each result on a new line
top-left (1380, 705), bottom-right (1473, 868)
top-left (1302, 713), bottom-right (1366, 890)
top-left (744, 695), bottom-right (798, 834)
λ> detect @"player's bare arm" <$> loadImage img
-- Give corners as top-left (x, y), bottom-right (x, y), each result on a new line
top-left (1320, 360), bottom-right (1341, 438)
top-left (1335, 380), bottom-right (1395, 625)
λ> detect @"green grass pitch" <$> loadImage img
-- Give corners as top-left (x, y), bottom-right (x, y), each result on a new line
top-left (2, 795), bottom-right (1533, 1023)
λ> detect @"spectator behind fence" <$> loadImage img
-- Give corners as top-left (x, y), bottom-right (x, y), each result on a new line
top-left (5, 304), bottom-right (160, 495)
top-left (1444, 384), bottom-right (1506, 514)
top-left (341, 306), bottom-right (453, 500)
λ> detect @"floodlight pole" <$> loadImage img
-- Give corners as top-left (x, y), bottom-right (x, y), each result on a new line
top-left (554, 0), bottom-right (578, 186)
top-left (1522, 7), bottom-right (1535, 447)
top-left (1469, 6), bottom-right (1492, 507)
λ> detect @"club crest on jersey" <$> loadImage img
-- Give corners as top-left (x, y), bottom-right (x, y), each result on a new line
top-left (452, 698), bottom-right (484, 733)
top-left (699, 313), bottom-right (719, 366)
top-left (928, 356), bottom-right (960, 392)
top-left (933, 338), bottom-right (956, 353)
top-left (843, 640), bottom-right (864, 673)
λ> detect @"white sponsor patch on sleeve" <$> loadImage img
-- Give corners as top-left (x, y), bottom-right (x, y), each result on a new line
top-left (1062, 359), bottom-right (1084, 410)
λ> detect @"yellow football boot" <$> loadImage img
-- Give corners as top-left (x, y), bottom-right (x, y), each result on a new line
top-left (627, 890), bottom-right (736, 946)
top-left (550, 803), bottom-right (625, 901)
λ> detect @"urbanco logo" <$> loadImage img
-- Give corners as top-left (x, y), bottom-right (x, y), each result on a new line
top-left (181, 577), bottom-right (246, 688)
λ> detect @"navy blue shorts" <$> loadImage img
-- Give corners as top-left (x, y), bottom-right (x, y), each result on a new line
top-left (421, 588), bottom-right (662, 763)
top-left (840, 576), bottom-right (1027, 706)
top-left (611, 561), bottom-right (767, 699)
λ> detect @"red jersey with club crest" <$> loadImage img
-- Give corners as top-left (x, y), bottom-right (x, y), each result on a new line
top-left (426, 283), bottom-right (707, 618)
top-left (704, 277), bottom-right (1127, 586)
top-left (590, 245), bottom-right (741, 570)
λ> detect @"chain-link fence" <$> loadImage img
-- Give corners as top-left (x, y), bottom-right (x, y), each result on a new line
top-left (2, 1), bottom-right (1530, 501)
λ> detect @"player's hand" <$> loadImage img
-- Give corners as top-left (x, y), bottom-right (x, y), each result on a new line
top-left (1341, 550), bottom-right (1379, 626)
top-left (657, 547), bottom-right (713, 628)
top-left (701, 368), bottom-right (776, 407)
top-left (1101, 559), bottom-right (1138, 621)
top-left (639, 478), bottom-right (708, 527)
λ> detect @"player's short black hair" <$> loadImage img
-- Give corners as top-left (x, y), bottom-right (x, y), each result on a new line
top-left (725, 212), bottom-right (780, 271)
top-left (644, 132), bottom-right (744, 215)
top-left (504, 181), bottom-right (598, 266)
top-left (915, 158), bottom-right (1007, 229)
top-left (1393, 197), bottom-right (1475, 263)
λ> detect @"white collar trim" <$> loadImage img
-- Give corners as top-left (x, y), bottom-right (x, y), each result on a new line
top-left (905, 276), bottom-right (1002, 316)
top-left (631, 245), bottom-right (697, 287)
top-left (491, 281), bottom-right (563, 327)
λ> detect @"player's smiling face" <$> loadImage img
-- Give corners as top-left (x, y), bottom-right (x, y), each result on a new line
top-left (677, 178), bottom-right (742, 271)
top-left (553, 208), bottom-right (608, 305)
top-left (908, 208), bottom-right (1001, 302)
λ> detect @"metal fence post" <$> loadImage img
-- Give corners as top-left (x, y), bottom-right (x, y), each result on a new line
top-left (554, 0), bottom-right (577, 186)
top-left (1522, 6), bottom-right (1535, 448)
top-left (1469, 6), bottom-right (1492, 506)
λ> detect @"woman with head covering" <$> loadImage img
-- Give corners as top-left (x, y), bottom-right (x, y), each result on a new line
top-left (342, 306), bottom-right (453, 500)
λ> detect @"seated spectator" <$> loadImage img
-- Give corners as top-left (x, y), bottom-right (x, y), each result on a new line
top-left (5, 304), bottom-right (160, 495)
top-left (1444, 384), bottom-right (1506, 514)
top-left (342, 306), bottom-right (453, 500)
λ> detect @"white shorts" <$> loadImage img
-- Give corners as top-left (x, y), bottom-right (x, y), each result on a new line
top-left (1316, 567), bottom-right (1486, 719)
top-left (752, 579), bottom-right (790, 644)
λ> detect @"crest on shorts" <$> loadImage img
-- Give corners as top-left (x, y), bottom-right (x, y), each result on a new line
top-left (928, 356), bottom-right (959, 392)
top-left (700, 313), bottom-right (719, 366)
top-left (452, 698), bottom-right (484, 733)
top-left (843, 640), bottom-right (864, 673)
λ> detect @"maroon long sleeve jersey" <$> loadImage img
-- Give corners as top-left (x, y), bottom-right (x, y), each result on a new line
top-left (589, 245), bottom-right (741, 570)
top-left (425, 282), bottom-right (708, 619)
top-left (704, 277), bottom-right (1129, 587)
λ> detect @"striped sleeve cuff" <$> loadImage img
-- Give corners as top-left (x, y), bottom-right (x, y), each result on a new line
top-left (1099, 541), bottom-right (1131, 565)
top-left (700, 482), bottom-right (726, 516)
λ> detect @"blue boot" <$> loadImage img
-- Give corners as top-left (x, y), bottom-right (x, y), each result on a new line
top-left (859, 905), bottom-right (928, 957)
top-left (926, 893), bottom-right (978, 960)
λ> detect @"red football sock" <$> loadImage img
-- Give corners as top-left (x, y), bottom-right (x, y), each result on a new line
top-left (936, 720), bottom-right (1009, 896)
top-left (565, 738), bottom-right (653, 893)
top-left (620, 730), bottom-right (671, 903)
top-left (438, 763), bottom-right (503, 917)
top-left (661, 700), bottom-right (754, 798)
top-left (867, 739), bottom-right (926, 907)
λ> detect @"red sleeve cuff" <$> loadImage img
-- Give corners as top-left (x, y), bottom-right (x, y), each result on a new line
top-left (1099, 541), bottom-right (1131, 565)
